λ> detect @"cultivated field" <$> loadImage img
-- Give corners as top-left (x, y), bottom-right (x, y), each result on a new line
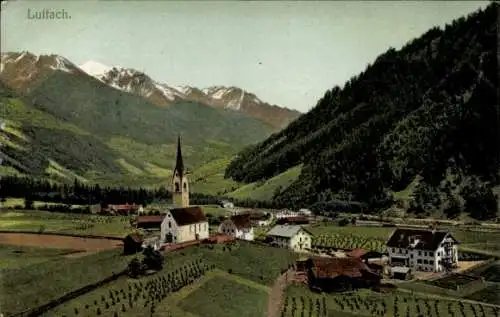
top-left (0, 232), bottom-right (122, 257)
top-left (42, 242), bottom-right (287, 317)
top-left (306, 223), bottom-right (500, 257)
top-left (282, 285), bottom-right (500, 317)
top-left (0, 210), bottom-right (134, 237)
top-left (0, 248), bottom-right (132, 316)
top-left (0, 244), bottom-right (80, 269)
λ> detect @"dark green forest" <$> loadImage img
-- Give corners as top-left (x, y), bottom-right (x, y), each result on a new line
top-left (0, 176), bottom-right (283, 210)
top-left (225, 3), bottom-right (500, 219)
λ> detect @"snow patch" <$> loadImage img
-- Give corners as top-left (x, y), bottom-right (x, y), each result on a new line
top-left (79, 60), bottom-right (112, 76)
top-left (212, 87), bottom-right (231, 99)
top-left (173, 85), bottom-right (191, 95)
top-left (154, 83), bottom-right (177, 101)
top-left (49, 56), bottom-right (73, 73)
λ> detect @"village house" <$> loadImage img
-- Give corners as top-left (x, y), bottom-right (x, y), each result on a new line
top-left (299, 208), bottom-right (313, 216)
top-left (275, 209), bottom-right (300, 219)
top-left (160, 206), bottom-right (209, 243)
top-left (386, 228), bottom-right (459, 275)
top-left (219, 200), bottom-right (235, 209)
top-left (218, 213), bottom-right (254, 241)
top-left (266, 225), bottom-right (313, 252)
top-left (107, 203), bottom-right (143, 215)
top-left (296, 256), bottom-right (381, 292)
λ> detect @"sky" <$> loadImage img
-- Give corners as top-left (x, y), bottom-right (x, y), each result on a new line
top-left (0, 0), bottom-right (489, 112)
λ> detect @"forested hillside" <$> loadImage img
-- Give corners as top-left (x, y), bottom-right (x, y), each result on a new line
top-left (225, 3), bottom-right (499, 219)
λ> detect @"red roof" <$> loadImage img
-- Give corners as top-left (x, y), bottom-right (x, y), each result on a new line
top-left (310, 257), bottom-right (378, 279)
top-left (136, 215), bottom-right (164, 224)
top-left (346, 248), bottom-right (366, 258)
top-left (229, 213), bottom-right (252, 229)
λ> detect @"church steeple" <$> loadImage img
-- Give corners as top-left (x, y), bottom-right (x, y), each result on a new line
top-left (172, 134), bottom-right (189, 207)
top-left (175, 134), bottom-right (184, 177)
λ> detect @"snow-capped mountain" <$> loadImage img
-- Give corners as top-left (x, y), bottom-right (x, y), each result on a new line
top-left (0, 52), bottom-right (301, 129)
top-left (79, 60), bottom-right (301, 128)
top-left (0, 51), bottom-right (85, 90)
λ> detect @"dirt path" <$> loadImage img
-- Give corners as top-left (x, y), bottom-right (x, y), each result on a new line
top-left (267, 269), bottom-right (293, 317)
top-left (0, 232), bottom-right (122, 257)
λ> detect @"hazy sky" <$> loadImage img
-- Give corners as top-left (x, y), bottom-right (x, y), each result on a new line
top-left (1, 1), bottom-right (489, 112)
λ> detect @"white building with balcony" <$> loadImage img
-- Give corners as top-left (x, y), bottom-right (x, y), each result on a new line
top-left (386, 228), bottom-right (459, 274)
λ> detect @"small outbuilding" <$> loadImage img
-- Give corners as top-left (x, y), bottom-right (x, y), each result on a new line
top-left (123, 233), bottom-right (144, 255)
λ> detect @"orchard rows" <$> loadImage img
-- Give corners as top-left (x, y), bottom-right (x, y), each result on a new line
top-left (311, 234), bottom-right (386, 253)
top-left (281, 292), bottom-right (500, 317)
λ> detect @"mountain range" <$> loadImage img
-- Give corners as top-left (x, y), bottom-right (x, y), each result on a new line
top-left (0, 52), bottom-right (299, 188)
top-left (79, 60), bottom-right (301, 130)
top-left (224, 3), bottom-right (500, 219)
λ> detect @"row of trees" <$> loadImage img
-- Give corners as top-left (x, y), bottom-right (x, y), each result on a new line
top-left (0, 175), bottom-right (289, 211)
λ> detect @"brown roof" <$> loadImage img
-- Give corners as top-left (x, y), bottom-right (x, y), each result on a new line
top-left (170, 206), bottom-right (207, 226)
top-left (310, 257), bottom-right (378, 279)
top-left (386, 229), bottom-right (458, 250)
top-left (230, 213), bottom-right (252, 229)
top-left (346, 248), bottom-right (366, 258)
top-left (136, 215), bottom-right (165, 224)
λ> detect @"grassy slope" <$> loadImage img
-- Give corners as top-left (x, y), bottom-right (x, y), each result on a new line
top-left (226, 165), bottom-right (302, 200)
top-left (0, 244), bottom-right (79, 270)
top-left (0, 248), bottom-right (132, 315)
top-left (178, 275), bottom-right (268, 317)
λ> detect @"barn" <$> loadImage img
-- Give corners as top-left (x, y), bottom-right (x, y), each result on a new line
top-left (298, 256), bottom-right (381, 292)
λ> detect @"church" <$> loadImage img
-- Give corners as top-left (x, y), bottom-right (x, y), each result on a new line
top-left (160, 136), bottom-right (209, 244)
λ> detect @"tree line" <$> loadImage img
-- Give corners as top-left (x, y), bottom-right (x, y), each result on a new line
top-left (0, 175), bottom-right (288, 210)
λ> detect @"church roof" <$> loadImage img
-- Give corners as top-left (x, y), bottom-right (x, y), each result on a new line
top-left (170, 206), bottom-right (206, 226)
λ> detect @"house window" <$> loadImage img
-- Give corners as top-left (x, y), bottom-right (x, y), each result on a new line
top-left (168, 221), bottom-right (171, 228)
top-left (430, 260), bottom-right (434, 265)
top-left (417, 259), bottom-right (422, 264)
top-left (183, 182), bottom-right (187, 189)
top-left (392, 248), bottom-right (395, 253)
top-left (418, 251), bottom-right (422, 256)
top-left (175, 182), bottom-right (180, 192)
top-left (430, 252), bottom-right (434, 257)
top-left (423, 260), bottom-right (428, 264)
top-left (438, 252), bottom-right (441, 256)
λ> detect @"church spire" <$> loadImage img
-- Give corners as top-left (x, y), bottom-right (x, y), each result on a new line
top-left (175, 134), bottom-right (184, 176)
